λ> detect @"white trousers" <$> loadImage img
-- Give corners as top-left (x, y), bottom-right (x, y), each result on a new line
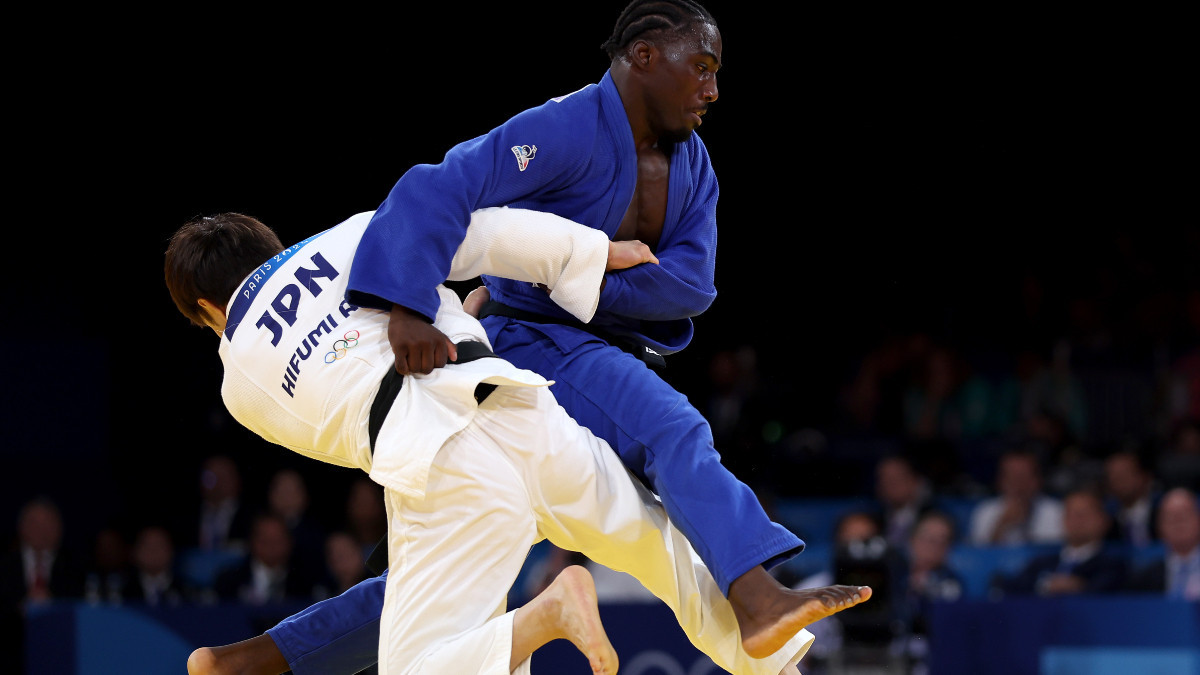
top-left (377, 385), bottom-right (812, 675)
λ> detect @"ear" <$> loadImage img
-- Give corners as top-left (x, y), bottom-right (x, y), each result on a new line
top-left (629, 40), bottom-right (654, 70)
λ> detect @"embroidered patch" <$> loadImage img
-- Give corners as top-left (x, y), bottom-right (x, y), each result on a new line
top-left (511, 144), bottom-right (537, 172)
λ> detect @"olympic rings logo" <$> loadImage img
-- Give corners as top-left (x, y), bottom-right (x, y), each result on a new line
top-left (324, 330), bottom-right (361, 363)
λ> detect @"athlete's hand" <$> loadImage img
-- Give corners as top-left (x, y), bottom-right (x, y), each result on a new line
top-left (462, 286), bottom-right (490, 318)
top-left (388, 304), bottom-right (457, 375)
top-left (607, 240), bottom-right (659, 271)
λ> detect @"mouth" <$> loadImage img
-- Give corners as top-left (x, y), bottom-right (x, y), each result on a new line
top-left (690, 110), bottom-right (706, 126)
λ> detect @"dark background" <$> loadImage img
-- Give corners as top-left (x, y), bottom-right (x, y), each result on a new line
top-left (2, 3), bottom-right (1189, 553)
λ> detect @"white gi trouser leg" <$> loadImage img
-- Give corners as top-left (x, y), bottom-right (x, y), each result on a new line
top-left (377, 385), bottom-right (811, 675)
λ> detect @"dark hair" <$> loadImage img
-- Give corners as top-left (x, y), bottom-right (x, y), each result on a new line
top-left (601, 0), bottom-right (716, 60)
top-left (164, 213), bottom-right (284, 327)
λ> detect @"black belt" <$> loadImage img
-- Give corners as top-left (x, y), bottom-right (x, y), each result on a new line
top-left (367, 340), bottom-right (499, 453)
top-left (477, 299), bottom-right (666, 371)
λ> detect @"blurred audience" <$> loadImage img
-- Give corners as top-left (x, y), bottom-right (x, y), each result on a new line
top-left (1158, 418), bottom-right (1200, 491)
top-left (320, 531), bottom-right (371, 599)
top-left (267, 468), bottom-right (326, 583)
top-left (994, 489), bottom-right (1127, 597)
top-left (1126, 487), bottom-right (1200, 600)
top-left (123, 525), bottom-right (187, 607)
top-left (1102, 447), bottom-right (1162, 547)
top-left (0, 496), bottom-right (86, 608)
top-left (0, 496), bottom-right (87, 675)
top-left (900, 510), bottom-right (964, 675)
top-left (344, 478), bottom-right (387, 560)
top-left (215, 513), bottom-right (317, 606)
top-left (873, 455), bottom-right (935, 551)
top-left (191, 455), bottom-right (253, 554)
top-left (84, 526), bottom-right (131, 605)
top-left (969, 448), bottom-right (1064, 546)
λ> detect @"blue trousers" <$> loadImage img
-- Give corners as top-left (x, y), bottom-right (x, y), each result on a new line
top-left (484, 317), bottom-right (804, 594)
top-left (267, 572), bottom-right (385, 675)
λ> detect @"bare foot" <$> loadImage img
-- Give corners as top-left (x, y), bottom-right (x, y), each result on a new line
top-left (730, 567), bottom-right (871, 660)
top-left (514, 565), bottom-right (618, 674)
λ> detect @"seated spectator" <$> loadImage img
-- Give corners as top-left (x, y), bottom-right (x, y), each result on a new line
top-left (969, 448), bottom-right (1064, 546)
top-left (0, 497), bottom-right (87, 675)
top-left (1126, 487), bottom-right (1200, 600)
top-left (900, 510), bottom-right (964, 674)
top-left (84, 526), bottom-right (131, 605)
top-left (873, 455), bottom-right (936, 551)
top-left (215, 513), bottom-right (318, 605)
top-left (190, 455), bottom-right (254, 554)
top-left (123, 525), bottom-right (188, 607)
top-left (1157, 418), bottom-right (1200, 492)
top-left (266, 468), bottom-right (326, 583)
top-left (320, 531), bottom-right (370, 599)
top-left (343, 478), bottom-right (387, 561)
top-left (994, 489), bottom-right (1127, 596)
top-left (0, 496), bottom-right (87, 608)
top-left (1103, 446), bottom-right (1162, 548)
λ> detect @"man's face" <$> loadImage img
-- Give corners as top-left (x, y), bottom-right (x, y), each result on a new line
top-left (1158, 491), bottom-right (1200, 555)
top-left (1105, 454), bottom-right (1148, 504)
top-left (998, 455), bottom-right (1040, 501)
top-left (1062, 493), bottom-right (1109, 547)
top-left (252, 519), bottom-right (292, 568)
top-left (909, 517), bottom-right (953, 570)
top-left (646, 22), bottom-right (722, 144)
top-left (877, 459), bottom-right (918, 507)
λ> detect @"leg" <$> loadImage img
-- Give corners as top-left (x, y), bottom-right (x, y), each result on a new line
top-left (187, 635), bottom-right (289, 675)
top-left (267, 572), bottom-right (386, 674)
top-left (475, 386), bottom-right (869, 674)
top-left (487, 321), bottom-right (803, 593)
top-left (375, 419), bottom-right (581, 674)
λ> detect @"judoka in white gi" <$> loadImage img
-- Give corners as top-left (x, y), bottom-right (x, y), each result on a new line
top-left (166, 207), bottom-right (867, 675)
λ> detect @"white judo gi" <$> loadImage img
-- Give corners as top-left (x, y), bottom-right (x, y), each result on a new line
top-left (213, 207), bottom-right (813, 674)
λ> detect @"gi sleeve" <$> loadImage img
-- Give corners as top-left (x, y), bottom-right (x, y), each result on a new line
top-left (345, 107), bottom-right (586, 322)
top-left (449, 206), bottom-right (609, 323)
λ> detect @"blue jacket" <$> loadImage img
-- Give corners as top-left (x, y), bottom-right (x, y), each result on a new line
top-left (346, 71), bottom-right (719, 354)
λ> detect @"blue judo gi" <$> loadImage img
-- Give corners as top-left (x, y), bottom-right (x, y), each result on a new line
top-left (347, 70), bottom-right (803, 595)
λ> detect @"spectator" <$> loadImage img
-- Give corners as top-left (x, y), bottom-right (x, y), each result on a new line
top-left (1157, 418), bottom-right (1200, 492)
top-left (266, 468), bottom-right (326, 583)
top-left (1126, 487), bottom-right (1200, 600)
top-left (215, 513), bottom-right (317, 606)
top-left (84, 526), bottom-right (131, 605)
top-left (321, 531), bottom-right (370, 598)
top-left (900, 510), bottom-right (964, 675)
top-left (1103, 447), bottom-right (1161, 547)
top-left (873, 455), bottom-right (935, 551)
top-left (994, 489), bottom-right (1127, 596)
top-left (123, 525), bottom-right (187, 607)
top-left (0, 496), bottom-right (87, 607)
top-left (0, 497), bottom-right (86, 675)
top-left (344, 478), bottom-right (387, 560)
top-left (192, 455), bottom-right (253, 553)
top-left (968, 448), bottom-right (1064, 546)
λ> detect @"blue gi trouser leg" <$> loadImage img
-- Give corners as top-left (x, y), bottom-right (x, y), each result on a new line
top-left (485, 318), bottom-right (804, 595)
top-left (266, 571), bottom-right (386, 674)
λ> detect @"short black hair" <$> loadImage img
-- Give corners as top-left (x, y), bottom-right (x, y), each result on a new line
top-left (601, 0), bottom-right (716, 60)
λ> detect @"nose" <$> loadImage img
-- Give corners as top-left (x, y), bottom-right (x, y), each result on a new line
top-left (703, 76), bottom-right (718, 103)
